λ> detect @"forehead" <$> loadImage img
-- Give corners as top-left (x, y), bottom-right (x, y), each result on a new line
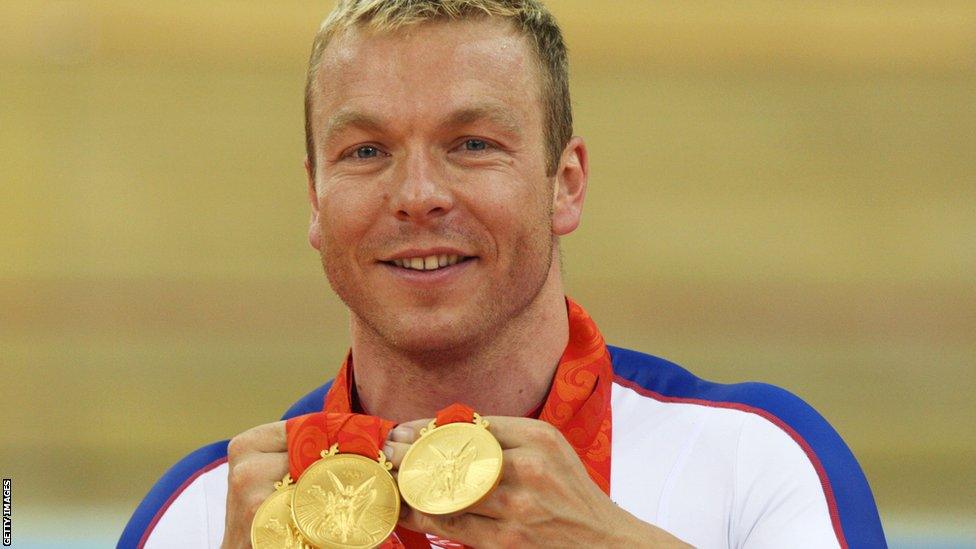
top-left (310, 18), bottom-right (544, 133)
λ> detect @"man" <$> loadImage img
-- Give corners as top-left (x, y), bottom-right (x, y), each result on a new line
top-left (120, 1), bottom-right (886, 547)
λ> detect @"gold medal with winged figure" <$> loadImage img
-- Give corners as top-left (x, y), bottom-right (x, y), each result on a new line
top-left (398, 413), bottom-right (503, 515)
top-left (291, 445), bottom-right (400, 549)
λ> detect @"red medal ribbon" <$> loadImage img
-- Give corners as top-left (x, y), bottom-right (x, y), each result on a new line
top-left (285, 412), bottom-right (395, 480)
top-left (434, 403), bottom-right (476, 426)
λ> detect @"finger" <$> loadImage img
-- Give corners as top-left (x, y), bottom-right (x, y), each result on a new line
top-left (227, 451), bottom-right (289, 506)
top-left (459, 484), bottom-right (520, 519)
top-left (392, 417), bottom-right (549, 450)
top-left (227, 452), bottom-right (288, 493)
top-left (499, 447), bottom-right (548, 485)
top-left (482, 416), bottom-right (561, 450)
top-left (227, 420), bottom-right (287, 458)
top-left (388, 419), bottom-right (431, 443)
top-left (382, 440), bottom-right (413, 469)
top-left (399, 506), bottom-right (499, 546)
top-left (461, 448), bottom-right (546, 519)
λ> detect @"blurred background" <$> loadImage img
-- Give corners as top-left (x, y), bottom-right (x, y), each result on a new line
top-left (1, 1), bottom-right (974, 547)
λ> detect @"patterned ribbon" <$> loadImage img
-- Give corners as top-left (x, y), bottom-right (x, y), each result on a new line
top-left (537, 298), bottom-right (613, 495)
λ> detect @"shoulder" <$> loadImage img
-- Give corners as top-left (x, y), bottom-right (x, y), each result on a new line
top-left (119, 440), bottom-right (229, 548)
top-left (610, 345), bottom-right (842, 444)
top-left (119, 380), bottom-right (333, 548)
top-left (607, 345), bottom-right (886, 548)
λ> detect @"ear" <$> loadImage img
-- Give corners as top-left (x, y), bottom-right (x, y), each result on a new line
top-left (305, 156), bottom-right (323, 251)
top-left (551, 136), bottom-right (588, 236)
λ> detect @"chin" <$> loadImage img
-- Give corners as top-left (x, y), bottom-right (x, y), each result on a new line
top-left (376, 310), bottom-right (486, 356)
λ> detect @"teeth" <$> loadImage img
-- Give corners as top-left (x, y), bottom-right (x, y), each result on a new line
top-left (393, 254), bottom-right (465, 271)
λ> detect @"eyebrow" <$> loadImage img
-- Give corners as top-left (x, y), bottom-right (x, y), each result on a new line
top-left (321, 104), bottom-right (524, 144)
top-left (322, 109), bottom-right (386, 142)
top-left (441, 105), bottom-right (523, 138)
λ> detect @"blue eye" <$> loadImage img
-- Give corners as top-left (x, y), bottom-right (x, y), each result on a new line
top-left (463, 139), bottom-right (489, 151)
top-left (355, 146), bottom-right (380, 159)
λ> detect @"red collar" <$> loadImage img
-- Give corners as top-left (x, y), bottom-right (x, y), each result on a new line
top-left (322, 297), bottom-right (613, 493)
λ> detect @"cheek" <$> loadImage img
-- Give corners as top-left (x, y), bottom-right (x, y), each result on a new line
top-left (465, 185), bottom-right (551, 256)
top-left (318, 188), bottom-right (382, 257)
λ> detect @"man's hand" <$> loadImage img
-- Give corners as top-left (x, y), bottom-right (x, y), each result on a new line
top-left (385, 417), bottom-right (691, 548)
top-left (221, 421), bottom-right (288, 549)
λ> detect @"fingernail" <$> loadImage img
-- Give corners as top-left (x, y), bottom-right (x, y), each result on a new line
top-left (391, 426), bottom-right (414, 442)
top-left (382, 443), bottom-right (394, 462)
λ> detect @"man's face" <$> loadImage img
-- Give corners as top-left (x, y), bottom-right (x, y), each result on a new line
top-left (306, 19), bottom-right (575, 354)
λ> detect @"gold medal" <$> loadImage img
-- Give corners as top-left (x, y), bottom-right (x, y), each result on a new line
top-left (251, 474), bottom-right (315, 549)
top-left (291, 444), bottom-right (400, 549)
top-left (398, 411), bottom-right (503, 515)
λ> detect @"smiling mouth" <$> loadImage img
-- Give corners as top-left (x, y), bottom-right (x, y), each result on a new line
top-left (384, 254), bottom-right (475, 272)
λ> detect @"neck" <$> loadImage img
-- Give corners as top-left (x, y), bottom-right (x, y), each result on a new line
top-left (349, 265), bottom-right (569, 424)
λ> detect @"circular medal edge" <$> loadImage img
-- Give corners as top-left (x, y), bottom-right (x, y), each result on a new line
top-left (291, 452), bottom-right (401, 549)
top-left (398, 422), bottom-right (504, 516)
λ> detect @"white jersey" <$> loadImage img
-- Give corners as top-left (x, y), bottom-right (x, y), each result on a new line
top-left (120, 346), bottom-right (886, 548)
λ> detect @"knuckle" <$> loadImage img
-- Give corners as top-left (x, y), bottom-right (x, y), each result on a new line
top-left (229, 460), bottom-right (257, 491)
top-left (226, 433), bottom-right (250, 461)
top-left (507, 491), bottom-right (534, 516)
top-left (513, 453), bottom-right (545, 480)
top-left (534, 422), bottom-right (561, 447)
top-left (495, 488), bottom-right (515, 507)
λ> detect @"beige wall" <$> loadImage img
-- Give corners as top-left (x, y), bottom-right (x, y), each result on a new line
top-left (1, 0), bottom-right (974, 538)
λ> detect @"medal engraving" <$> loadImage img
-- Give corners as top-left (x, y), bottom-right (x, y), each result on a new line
top-left (292, 450), bottom-right (399, 549)
top-left (399, 415), bottom-right (503, 515)
top-left (251, 475), bottom-right (314, 549)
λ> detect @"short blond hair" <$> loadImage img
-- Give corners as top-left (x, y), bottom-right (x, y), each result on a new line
top-left (304, 0), bottom-right (571, 176)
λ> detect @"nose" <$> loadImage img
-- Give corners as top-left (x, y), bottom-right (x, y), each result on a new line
top-left (391, 150), bottom-right (453, 224)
